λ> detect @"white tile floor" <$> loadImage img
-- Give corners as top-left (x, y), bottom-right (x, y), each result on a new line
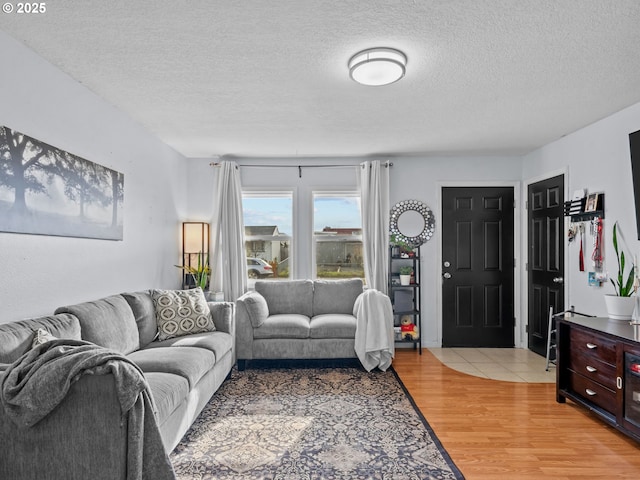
top-left (427, 347), bottom-right (556, 383)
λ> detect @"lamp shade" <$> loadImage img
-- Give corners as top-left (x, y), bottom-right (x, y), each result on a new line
top-left (183, 222), bottom-right (209, 253)
top-left (182, 222), bottom-right (210, 289)
top-left (349, 47), bottom-right (407, 86)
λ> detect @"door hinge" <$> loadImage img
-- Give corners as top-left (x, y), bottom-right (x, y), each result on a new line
top-left (525, 200), bottom-right (528, 210)
top-left (525, 324), bottom-right (529, 333)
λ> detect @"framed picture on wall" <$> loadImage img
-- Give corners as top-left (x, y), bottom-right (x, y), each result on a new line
top-left (585, 193), bottom-right (599, 212)
top-left (0, 126), bottom-right (124, 240)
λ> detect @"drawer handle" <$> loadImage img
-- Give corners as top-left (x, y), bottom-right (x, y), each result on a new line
top-left (586, 343), bottom-right (597, 349)
top-left (585, 389), bottom-right (597, 396)
top-left (586, 365), bottom-right (597, 373)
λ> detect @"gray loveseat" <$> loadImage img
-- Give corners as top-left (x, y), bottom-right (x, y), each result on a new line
top-left (0, 288), bottom-right (235, 479)
top-left (235, 279), bottom-right (364, 369)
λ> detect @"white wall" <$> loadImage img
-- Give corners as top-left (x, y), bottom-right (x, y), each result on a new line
top-left (522, 102), bottom-right (640, 318)
top-left (188, 155), bottom-right (523, 347)
top-left (389, 156), bottom-right (522, 346)
top-left (0, 32), bottom-right (188, 323)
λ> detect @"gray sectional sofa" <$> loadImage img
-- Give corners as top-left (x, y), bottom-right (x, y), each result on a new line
top-left (235, 278), bottom-right (364, 369)
top-left (0, 288), bottom-right (235, 480)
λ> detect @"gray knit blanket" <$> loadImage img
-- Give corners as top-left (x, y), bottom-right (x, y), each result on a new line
top-left (0, 339), bottom-right (175, 480)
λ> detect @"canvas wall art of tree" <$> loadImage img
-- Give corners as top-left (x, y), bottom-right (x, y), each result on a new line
top-left (0, 126), bottom-right (124, 240)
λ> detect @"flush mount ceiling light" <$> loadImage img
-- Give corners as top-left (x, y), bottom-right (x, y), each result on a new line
top-left (348, 47), bottom-right (407, 86)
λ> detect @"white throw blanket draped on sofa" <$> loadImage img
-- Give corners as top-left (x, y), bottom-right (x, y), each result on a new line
top-left (353, 289), bottom-right (395, 372)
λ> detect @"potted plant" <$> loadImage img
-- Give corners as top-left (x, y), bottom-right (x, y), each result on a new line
top-left (390, 234), bottom-right (414, 258)
top-left (176, 252), bottom-right (211, 290)
top-left (399, 266), bottom-right (413, 286)
top-left (605, 223), bottom-right (636, 321)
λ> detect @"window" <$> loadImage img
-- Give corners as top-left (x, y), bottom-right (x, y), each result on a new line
top-left (313, 192), bottom-right (363, 279)
top-left (242, 192), bottom-right (292, 283)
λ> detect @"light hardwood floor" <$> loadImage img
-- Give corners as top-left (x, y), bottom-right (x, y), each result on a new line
top-left (392, 349), bottom-right (640, 479)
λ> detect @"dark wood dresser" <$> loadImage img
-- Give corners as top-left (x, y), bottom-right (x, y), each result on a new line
top-left (556, 316), bottom-right (640, 442)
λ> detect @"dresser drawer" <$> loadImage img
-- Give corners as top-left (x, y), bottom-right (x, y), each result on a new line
top-left (568, 371), bottom-right (617, 414)
top-left (569, 327), bottom-right (616, 365)
top-left (568, 351), bottom-right (617, 390)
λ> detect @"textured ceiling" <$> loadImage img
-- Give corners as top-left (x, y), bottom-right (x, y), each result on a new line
top-left (2, 0), bottom-right (640, 158)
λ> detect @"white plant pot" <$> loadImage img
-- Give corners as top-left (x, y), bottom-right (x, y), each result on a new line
top-left (604, 294), bottom-right (636, 321)
top-left (400, 275), bottom-right (411, 286)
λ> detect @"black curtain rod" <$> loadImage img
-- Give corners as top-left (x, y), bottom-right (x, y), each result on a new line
top-left (209, 161), bottom-right (392, 178)
top-left (208, 162), bottom-right (393, 167)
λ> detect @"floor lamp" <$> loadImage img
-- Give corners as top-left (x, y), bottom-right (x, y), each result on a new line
top-left (182, 222), bottom-right (210, 289)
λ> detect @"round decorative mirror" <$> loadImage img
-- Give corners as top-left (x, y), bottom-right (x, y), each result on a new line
top-left (390, 200), bottom-right (435, 247)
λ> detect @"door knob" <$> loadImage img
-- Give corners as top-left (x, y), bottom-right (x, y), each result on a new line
top-left (443, 272), bottom-right (452, 279)
top-left (553, 276), bottom-right (564, 284)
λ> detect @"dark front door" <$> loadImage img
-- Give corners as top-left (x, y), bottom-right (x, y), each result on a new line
top-left (442, 187), bottom-right (515, 347)
top-left (527, 175), bottom-right (564, 356)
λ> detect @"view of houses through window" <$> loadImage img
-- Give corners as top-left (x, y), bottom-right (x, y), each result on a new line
top-left (313, 193), bottom-right (363, 279)
top-left (242, 193), bottom-right (292, 281)
top-left (242, 191), bottom-right (362, 281)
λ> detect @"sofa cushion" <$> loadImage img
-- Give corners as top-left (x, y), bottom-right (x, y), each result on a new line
top-left (255, 280), bottom-right (313, 317)
top-left (55, 295), bottom-right (140, 355)
top-left (242, 291), bottom-right (269, 328)
top-left (121, 290), bottom-right (158, 348)
top-left (143, 331), bottom-right (233, 362)
top-left (252, 314), bottom-right (310, 339)
top-left (313, 279), bottom-right (363, 316)
top-left (0, 314), bottom-right (81, 364)
top-left (151, 288), bottom-right (215, 341)
top-left (309, 314), bottom-right (357, 339)
top-left (128, 346), bottom-right (215, 388)
top-left (144, 372), bottom-right (189, 425)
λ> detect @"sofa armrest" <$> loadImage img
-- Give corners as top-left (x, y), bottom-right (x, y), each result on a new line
top-left (0, 374), bottom-right (128, 480)
top-left (209, 301), bottom-right (236, 362)
top-left (234, 292), bottom-right (257, 361)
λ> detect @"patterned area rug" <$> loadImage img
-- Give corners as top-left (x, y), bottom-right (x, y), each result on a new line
top-left (171, 364), bottom-right (464, 479)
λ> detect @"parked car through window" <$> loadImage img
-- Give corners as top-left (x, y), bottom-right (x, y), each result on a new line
top-left (247, 257), bottom-right (273, 278)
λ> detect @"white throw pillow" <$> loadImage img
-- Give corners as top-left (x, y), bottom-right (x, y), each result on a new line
top-left (31, 328), bottom-right (58, 348)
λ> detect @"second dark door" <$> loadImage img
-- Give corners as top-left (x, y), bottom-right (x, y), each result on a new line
top-left (527, 174), bottom-right (564, 357)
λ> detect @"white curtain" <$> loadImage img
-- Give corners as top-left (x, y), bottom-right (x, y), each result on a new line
top-left (211, 161), bottom-right (247, 301)
top-left (359, 160), bottom-right (390, 293)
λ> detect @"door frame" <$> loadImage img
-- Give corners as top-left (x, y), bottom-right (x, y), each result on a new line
top-left (437, 180), bottom-right (522, 348)
top-left (521, 168), bottom-right (569, 350)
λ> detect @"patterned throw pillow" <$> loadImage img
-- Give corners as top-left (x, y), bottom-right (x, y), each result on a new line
top-left (151, 288), bottom-right (215, 341)
top-left (31, 328), bottom-right (58, 348)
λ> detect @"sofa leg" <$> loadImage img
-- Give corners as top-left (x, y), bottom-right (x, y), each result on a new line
top-left (237, 360), bottom-right (247, 371)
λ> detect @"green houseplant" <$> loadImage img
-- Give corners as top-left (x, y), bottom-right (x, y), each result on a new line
top-left (605, 223), bottom-right (636, 321)
top-left (610, 222), bottom-right (635, 296)
top-left (399, 266), bottom-right (413, 286)
top-left (390, 234), bottom-right (414, 257)
top-left (176, 252), bottom-right (210, 290)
